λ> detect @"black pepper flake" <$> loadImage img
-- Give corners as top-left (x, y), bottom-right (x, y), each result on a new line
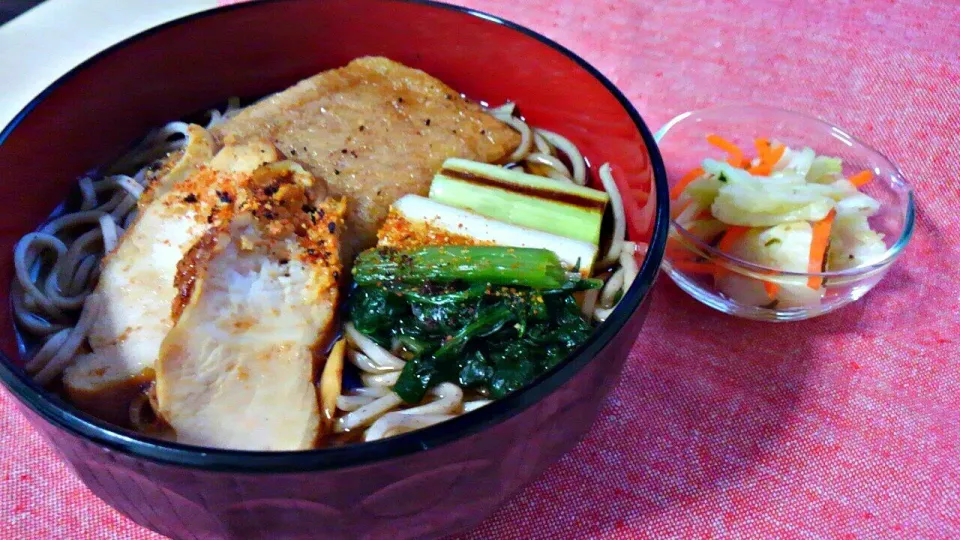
top-left (207, 214), bottom-right (214, 224)
top-left (397, 97), bottom-right (404, 103)
top-left (263, 210), bottom-right (276, 219)
top-left (445, 94), bottom-right (452, 100)
top-left (451, 129), bottom-right (457, 134)
top-left (302, 204), bottom-right (317, 214)
top-left (279, 258), bottom-right (289, 265)
top-left (341, 149), bottom-right (348, 154)
top-left (350, 150), bottom-right (358, 158)
top-left (359, 125), bottom-right (365, 131)
top-left (327, 221), bottom-right (336, 233)
top-left (480, 129), bottom-right (486, 135)
top-left (425, 119), bottom-right (431, 126)
top-left (334, 169), bottom-right (340, 175)
top-left (290, 149), bottom-right (298, 156)
top-left (216, 190), bottom-right (233, 203)
top-left (307, 248), bottom-right (317, 256)
top-left (264, 184), bottom-right (279, 196)
top-left (333, 271), bottom-right (340, 280)
top-left (183, 193), bottom-right (198, 203)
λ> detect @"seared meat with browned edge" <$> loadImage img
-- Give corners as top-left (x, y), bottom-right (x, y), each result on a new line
top-left (63, 131), bottom-right (279, 426)
top-left (214, 56), bottom-right (520, 257)
top-left (155, 162), bottom-right (344, 451)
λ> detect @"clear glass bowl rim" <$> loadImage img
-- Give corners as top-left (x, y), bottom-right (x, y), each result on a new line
top-left (655, 103), bottom-right (916, 280)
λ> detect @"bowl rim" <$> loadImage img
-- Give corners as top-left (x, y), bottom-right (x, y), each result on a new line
top-left (0, 0), bottom-right (670, 472)
top-left (655, 103), bottom-right (915, 280)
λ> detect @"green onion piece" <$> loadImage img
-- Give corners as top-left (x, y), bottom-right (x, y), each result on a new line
top-left (429, 158), bottom-right (609, 244)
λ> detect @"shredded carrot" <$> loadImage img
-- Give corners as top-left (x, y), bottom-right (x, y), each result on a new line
top-left (754, 138), bottom-right (771, 161)
top-left (748, 144), bottom-right (786, 176)
top-left (766, 145), bottom-right (786, 166)
top-left (807, 209), bottom-right (836, 289)
top-left (666, 249), bottom-right (693, 261)
top-left (666, 238), bottom-right (696, 261)
top-left (667, 248), bottom-right (697, 262)
top-left (763, 280), bottom-right (780, 299)
top-left (848, 169), bottom-right (874, 188)
top-left (712, 226), bottom-right (750, 280)
top-left (707, 134), bottom-right (746, 168)
top-left (693, 208), bottom-right (713, 221)
top-left (717, 226), bottom-right (750, 253)
top-left (671, 198), bottom-right (694, 220)
top-left (671, 260), bottom-right (716, 274)
top-left (670, 167), bottom-right (704, 200)
top-left (748, 164), bottom-right (769, 176)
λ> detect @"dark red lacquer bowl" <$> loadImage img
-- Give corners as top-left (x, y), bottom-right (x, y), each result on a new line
top-left (0, 1), bottom-right (668, 538)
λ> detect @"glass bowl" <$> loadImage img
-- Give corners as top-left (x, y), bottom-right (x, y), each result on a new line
top-left (654, 104), bottom-right (914, 321)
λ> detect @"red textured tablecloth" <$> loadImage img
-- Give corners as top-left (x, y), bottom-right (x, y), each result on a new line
top-left (3, 0), bottom-right (959, 538)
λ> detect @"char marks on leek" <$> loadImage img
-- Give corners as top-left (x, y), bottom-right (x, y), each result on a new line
top-left (429, 158), bottom-right (609, 244)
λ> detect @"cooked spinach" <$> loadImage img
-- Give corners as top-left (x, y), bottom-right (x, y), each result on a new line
top-left (348, 281), bottom-right (596, 403)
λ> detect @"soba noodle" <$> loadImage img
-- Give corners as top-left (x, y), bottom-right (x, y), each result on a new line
top-left (11, 99), bottom-right (242, 383)
top-left (14, 97), bottom-right (646, 444)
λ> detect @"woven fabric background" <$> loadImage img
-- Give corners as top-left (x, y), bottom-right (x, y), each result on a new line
top-left (2, 0), bottom-right (958, 537)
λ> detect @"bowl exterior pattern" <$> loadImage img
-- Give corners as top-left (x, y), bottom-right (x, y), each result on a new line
top-left (0, 1), bottom-right (667, 538)
top-left (19, 297), bottom-right (650, 540)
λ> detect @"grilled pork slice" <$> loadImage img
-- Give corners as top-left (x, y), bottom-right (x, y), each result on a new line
top-left (62, 130), bottom-right (280, 426)
top-left (155, 161), bottom-right (344, 451)
top-left (214, 56), bottom-right (520, 257)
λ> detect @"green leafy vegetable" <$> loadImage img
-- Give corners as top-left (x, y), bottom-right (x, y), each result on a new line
top-left (348, 277), bottom-right (597, 403)
top-left (348, 287), bottom-right (408, 346)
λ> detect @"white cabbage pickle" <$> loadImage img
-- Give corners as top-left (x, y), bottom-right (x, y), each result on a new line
top-left (828, 213), bottom-right (886, 271)
top-left (673, 139), bottom-right (887, 310)
top-left (773, 146), bottom-right (816, 177)
top-left (717, 223), bottom-right (823, 308)
top-left (806, 155), bottom-right (843, 183)
top-left (711, 183), bottom-right (835, 227)
top-left (835, 192), bottom-right (881, 216)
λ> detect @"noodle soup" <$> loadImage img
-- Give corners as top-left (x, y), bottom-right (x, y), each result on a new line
top-left (12, 57), bottom-right (644, 451)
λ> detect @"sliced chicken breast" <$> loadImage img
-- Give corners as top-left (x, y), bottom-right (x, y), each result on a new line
top-left (214, 56), bottom-right (521, 257)
top-left (155, 162), bottom-right (344, 451)
top-left (62, 130), bottom-right (279, 426)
